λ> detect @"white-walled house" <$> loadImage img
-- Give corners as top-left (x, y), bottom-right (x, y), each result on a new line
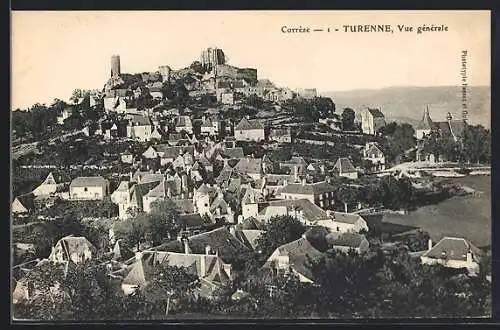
top-left (69, 176), bottom-right (110, 200)
top-left (420, 237), bottom-right (483, 275)
top-left (362, 142), bottom-right (386, 170)
top-left (234, 118), bottom-right (265, 142)
top-left (333, 158), bottom-right (358, 179)
top-left (316, 212), bottom-right (369, 233)
top-left (360, 108), bottom-right (386, 135)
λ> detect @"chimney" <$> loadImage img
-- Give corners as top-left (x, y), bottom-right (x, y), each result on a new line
top-left (344, 202), bottom-right (348, 213)
top-left (427, 239), bottom-right (433, 251)
top-left (466, 251), bottom-right (473, 264)
top-left (183, 238), bottom-right (191, 254)
top-left (167, 187), bottom-right (172, 198)
top-left (205, 245), bottom-right (211, 255)
top-left (135, 251), bottom-right (143, 262)
top-left (200, 255), bottom-right (206, 277)
top-left (320, 164), bottom-right (326, 174)
top-left (301, 177), bottom-right (306, 186)
top-left (294, 166), bottom-right (299, 182)
top-left (229, 225), bottom-right (236, 236)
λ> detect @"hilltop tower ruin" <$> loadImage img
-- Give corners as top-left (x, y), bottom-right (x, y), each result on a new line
top-left (111, 55), bottom-right (121, 77)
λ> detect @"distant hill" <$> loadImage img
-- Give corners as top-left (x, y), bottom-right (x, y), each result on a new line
top-left (322, 86), bottom-right (490, 128)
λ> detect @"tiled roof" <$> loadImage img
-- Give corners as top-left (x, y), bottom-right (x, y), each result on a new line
top-left (154, 251), bottom-right (230, 283)
top-left (70, 176), bottom-right (108, 188)
top-left (449, 120), bottom-right (467, 139)
top-left (122, 252), bottom-right (156, 286)
top-left (234, 158), bottom-right (262, 175)
top-left (196, 184), bottom-right (218, 196)
top-left (265, 174), bottom-right (295, 186)
top-left (326, 232), bottom-right (367, 248)
top-left (242, 187), bottom-right (265, 204)
top-left (279, 181), bottom-right (335, 196)
top-left (209, 195), bottom-right (230, 214)
top-left (156, 227), bottom-right (250, 263)
top-left (433, 121), bottom-right (452, 137)
top-left (333, 158), bottom-right (357, 174)
top-left (235, 229), bottom-right (264, 250)
top-left (422, 237), bottom-right (482, 262)
top-left (237, 216), bottom-right (266, 230)
top-left (365, 143), bottom-right (384, 156)
top-left (161, 146), bottom-right (195, 160)
top-left (263, 199), bottom-right (330, 222)
top-left (179, 213), bottom-right (204, 228)
top-left (234, 118), bottom-right (264, 130)
top-left (131, 181), bottom-right (162, 209)
top-left (52, 236), bottom-right (97, 260)
top-left (13, 193), bottom-right (36, 211)
top-left (263, 237), bottom-right (323, 282)
top-left (367, 108), bottom-right (384, 118)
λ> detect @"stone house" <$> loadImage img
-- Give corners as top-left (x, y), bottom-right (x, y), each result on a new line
top-left (360, 108), bottom-right (386, 135)
top-left (234, 118), bottom-right (265, 142)
top-left (69, 176), bottom-right (110, 200)
top-left (420, 237), bottom-right (483, 275)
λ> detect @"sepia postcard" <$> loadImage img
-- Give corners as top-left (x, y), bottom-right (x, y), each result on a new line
top-left (11, 10), bottom-right (491, 321)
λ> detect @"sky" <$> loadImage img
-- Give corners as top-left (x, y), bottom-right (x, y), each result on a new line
top-left (12, 10), bottom-right (490, 110)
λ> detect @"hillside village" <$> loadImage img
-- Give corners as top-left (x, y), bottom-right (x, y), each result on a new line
top-left (11, 47), bottom-right (492, 320)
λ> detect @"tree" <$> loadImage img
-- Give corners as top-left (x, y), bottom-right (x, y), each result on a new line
top-left (341, 108), bottom-right (356, 131)
top-left (140, 263), bottom-right (199, 317)
top-left (148, 199), bottom-right (181, 245)
top-left (255, 215), bottom-right (306, 262)
top-left (14, 260), bottom-right (153, 321)
top-left (245, 94), bottom-right (264, 109)
top-left (189, 61), bottom-right (205, 74)
top-left (461, 125), bottom-right (491, 164)
top-left (114, 213), bottom-right (150, 251)
top-left (313, 97), bottom-right (336, 118)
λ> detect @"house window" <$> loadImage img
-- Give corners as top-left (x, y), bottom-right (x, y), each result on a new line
top-left (84, 187), bottom-right (88, 192)
top-left (336, 227), bottom-right (340, 232)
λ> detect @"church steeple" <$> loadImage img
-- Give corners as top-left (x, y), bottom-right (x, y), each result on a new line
top-left (421, 105), bottom-right (433, 130)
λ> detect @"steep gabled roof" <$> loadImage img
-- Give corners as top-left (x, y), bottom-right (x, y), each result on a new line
top-left (367, 108), bottom-right (385, 118)
top-left (333, 158), bottom-right (357, 174)
top-left (237, 216), bottom-right (266, 230)
top-left (264, 237), bottom-right (323, 282)
top-left (242, 187), bottom-right (265, 204)
top-left (234, 118), bottom-right (264, 130)
top-left (13, 193), bottom-right (36, 212)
